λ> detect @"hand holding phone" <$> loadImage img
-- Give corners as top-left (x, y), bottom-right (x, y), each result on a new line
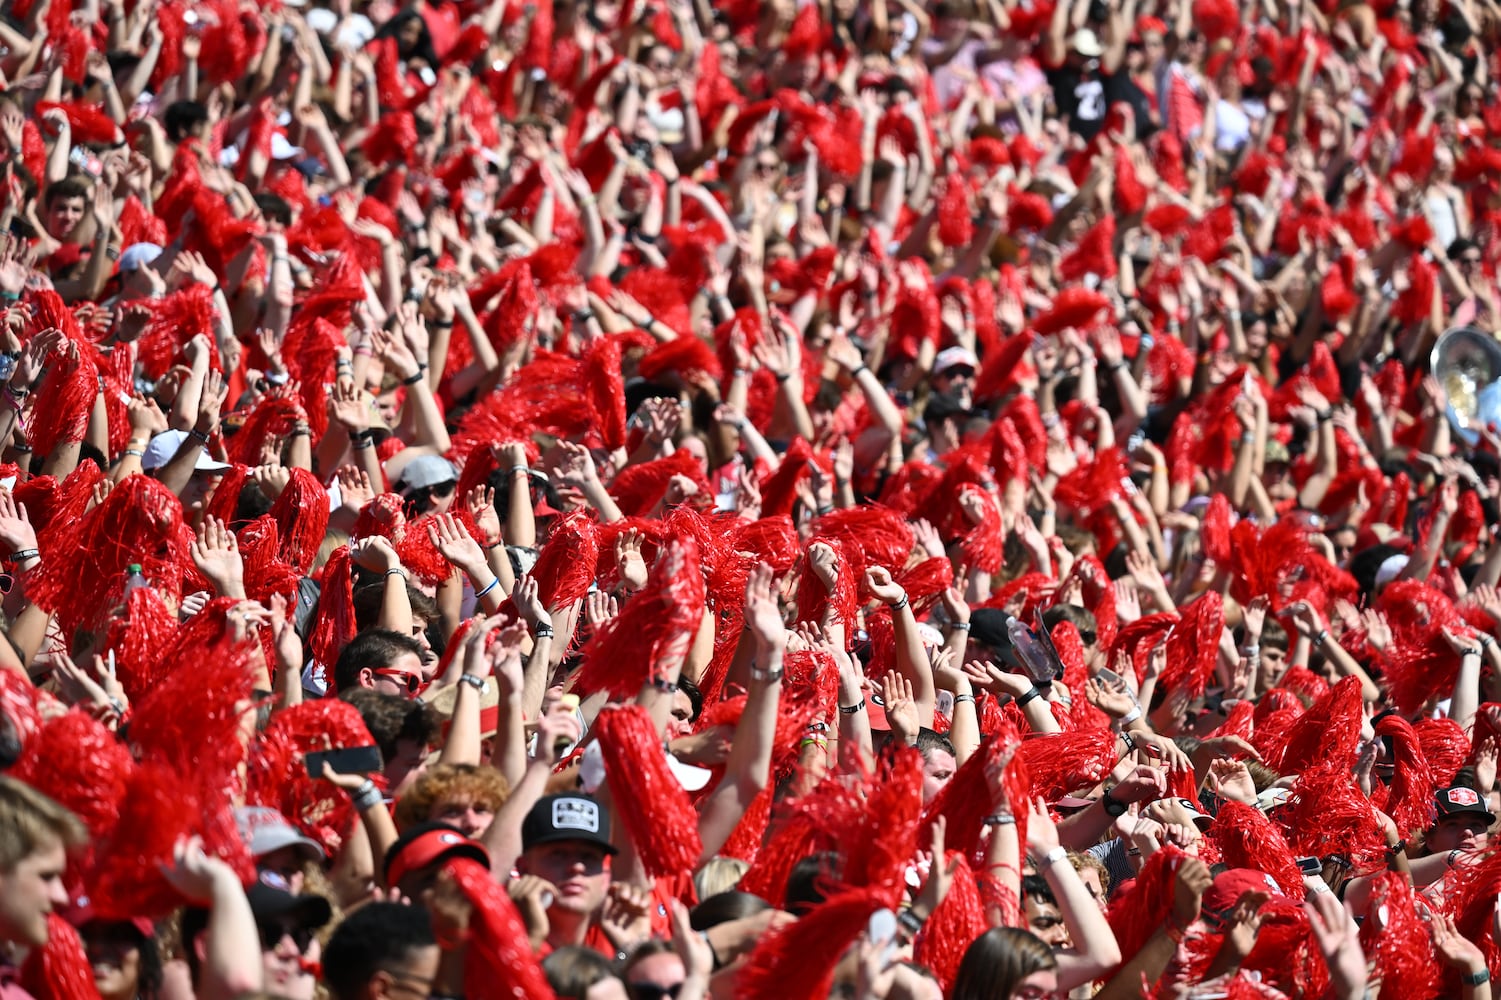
top-left (306, 745), bottom-right (383, 778)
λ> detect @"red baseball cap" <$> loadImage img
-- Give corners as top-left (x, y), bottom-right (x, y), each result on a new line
top-left (384, 823), bottom-right (491, 889)
top-left (1201, 868), bottom-right (1283, 918)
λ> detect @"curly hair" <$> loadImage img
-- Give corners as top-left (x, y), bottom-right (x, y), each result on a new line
top-left (393, 763), bottom-right (509, 831)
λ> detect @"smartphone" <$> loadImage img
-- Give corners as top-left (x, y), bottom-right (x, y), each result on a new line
top-left (1095, 665), bottom-right (1128, 689)
top-left (306, 745), bottom-right (383, 777)
top-left (68, 146), bottom-right (102, 179)
top-left (1296, 856), bottom-right (1323, 876)
top-left (867, 909), bottom-right (898, 967)
top-left (417, 65), bottom-right (438, 87)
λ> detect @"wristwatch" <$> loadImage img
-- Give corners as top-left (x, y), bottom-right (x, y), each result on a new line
top-left (1464, 968), bottom-right (1491, 987)
top-left (1101, 785), bottom-right (1128, 818)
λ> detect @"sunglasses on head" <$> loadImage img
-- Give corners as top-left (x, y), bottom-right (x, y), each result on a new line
top-left (258, 921), bottom-right (315, 954)
top-left (628, 985), bottom-right (682, 1000)
top-left (374, 668), bottom-right (426, 696)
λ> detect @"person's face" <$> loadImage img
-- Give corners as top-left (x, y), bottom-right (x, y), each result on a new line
top-left (1428, 814), bottom-right (1491, 853)
top-left (258, 846), bottom-right (307, 895)
top-left (1142, 31), bottom-right (1165, 63)
top-left (1260, 645), bottom-right (1287, 685)
top-left (0, 840), bottom-right (69, 947)
top-left (1010, 969), bottom-right (1060, 1000)
top-left (1075, 866), bottom-right (1106, 911)
top-left (181, 471), bottom-right (224, 513)
top-left (386, 737), bottom-right (430, 798)
top-left (934, 367), bottom-right (975, 407)
top-left (1023, 896), bottom-right (1068, 947)
top-left (398, 18), bottom-right (422, 48)
top-left (82, 924), bottom-right (142, 1000)
top-left (1459, 247), bottom-right (1484, 277)
top-left (1329, 528), bottom-right (1356, 564)
top-left (365, 651), bottom-right (426, 699)
top-left (520, 841), bottom-right (612, 916)
top-left (425, 482), bottom-right (456, 516)
top-left (920, 748), bottom-right (956, 805)
top-left (373, 943), bottom-right (441, 1000)
top-left (47, 196), bottom-right (87, 240)
top-left (792, 54), bottom-right (819, 89)
top-left (430, 796), bottom-right (495, 838)
top-left (625, 951), bottom-right (686, 1000)
top-left (260, 921), bottom-right (321, 1000)
top-left (667, 689), bottom-right (694, 740)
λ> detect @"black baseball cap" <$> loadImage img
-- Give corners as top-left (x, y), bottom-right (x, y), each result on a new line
top-left (1434, 784), bottom-right (1495, 823)
top-left (246, 884), bottom-right (333, 929)
top-left (521, 794), bottom-right (618, 855)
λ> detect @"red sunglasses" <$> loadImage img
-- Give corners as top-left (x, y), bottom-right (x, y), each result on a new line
top-left (373, 668), bottom-right (426, 697)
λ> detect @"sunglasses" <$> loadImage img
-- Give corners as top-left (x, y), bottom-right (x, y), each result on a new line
top-left (941, 366), bottom-right (977, 380)
top-left (628, 985), bottom-right (682, 1000)
top-left (258, 922), bottom-right (315, 954)
top-left (1078, 629), bottom-right (1097, 645)
top-left (374, 668), bottom-right (426, 697)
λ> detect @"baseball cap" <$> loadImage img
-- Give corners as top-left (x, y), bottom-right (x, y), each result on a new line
top-left (245, 884), bottom-right (333, 930)
top-left (397, 455), bottom-right (458, 496)
top-left (1201, 868), bottom-right (1283, 918)
top-left (521, 794), bottom-right (619, 856)
top-left (140, 429), bottom-right (231, 473)
top-left (1072, 28), bottom-right (1105, 56)
top-left (1434, 784), bottom-right (1494, 823)
top-left (933, 346), bottom-right (979, 376)
top-left (235, 806), bottom-right (326, 864)
top-left (117, 243), bottom-right (163, 274)
top-left (62, 899), bottom-right (154, 940)
top-left (383, 822), bottom-right (491, 888)
top-left (968, 608), bottom-right (1022, 670)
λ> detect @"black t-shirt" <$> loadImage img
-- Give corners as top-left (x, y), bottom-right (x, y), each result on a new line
top-left (1045, 63), bottom-right (1154, 141)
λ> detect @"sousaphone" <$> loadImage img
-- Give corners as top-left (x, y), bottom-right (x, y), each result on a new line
top-left (1432, 325), bottom-right (1501, 445)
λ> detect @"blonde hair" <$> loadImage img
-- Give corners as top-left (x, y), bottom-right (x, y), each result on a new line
top-left (0, 776), bottom-right (87, 870)
top-left (693, 856), bottom-right (749, 900)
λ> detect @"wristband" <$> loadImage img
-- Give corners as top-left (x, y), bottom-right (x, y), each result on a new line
top-left (775, 372), bottom-right (791, 384)
top-left (1015, 685), bottom-right (1043, 709)
top-left (1119, 729), bottom-right (1138, 752)
top-left (889, 594), bottom-right (909, 612)
top-left (401, 370), bottom-right (425, 386)
top-left (351, 780), bottom-right (383, 812)
top-left (187, 428), bottom-right (210, 444)
top-left (458, 673), bottom-right (487, 692)
top-left (838, 699), bottom-right (866, 715)
top-left (896, 909), bottom-right (924, 938)
top-left (8, 548), bottom-right (38, 563)
top-left (472, 576), bottom-right (500, 600)
top-left (533, 620), bottom-right (556, 638)
top-left (1118, 705), bottom-right (1142, 726)
top-left (1461, 647), bottom-right (1483, 659)
top-left (954, 693), bottom-right (975, 705)
top-left (851, 364), bottom-right (869, 377)
top-left (483, 539), bottom-right (505, 551)
top-left (123, 448), bottom-right (145, 459)
top-left (384, 567), bottom-right (408, 579)
top-left (1386, 839), bottom-right (1407, 856)
top-left (1040, 845), bottom-right (1068, 867)
top-left (984, 813), bottom-right (1016, 826)
top-left (1311, 629), bottom-right (1328, 647)
top-left (1465, 969), bottom-right (1492, 987)
top-left (951, 621), bottom-right (972, 631)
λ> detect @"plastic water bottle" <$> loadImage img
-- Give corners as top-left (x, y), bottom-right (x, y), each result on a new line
top-left (1008, 616), bottom-right (1058, 687)
top-left (123, 564), bottom-right (148, 598)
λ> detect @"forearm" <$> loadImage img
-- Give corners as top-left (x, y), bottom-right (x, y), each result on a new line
top-left (403, 382), bottom-right (452, 452)
top-left (202, 874), bottom-right (264, 998)
top-left (491, 695), bottom-right (529, 790)
top-left (890, 601), bottom-right (937, 724)
top-left (377, 570), bottom-right (415, 636)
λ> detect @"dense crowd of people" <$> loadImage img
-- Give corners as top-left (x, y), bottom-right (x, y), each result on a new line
top-left (1, 0), bottom-right (1501, 996)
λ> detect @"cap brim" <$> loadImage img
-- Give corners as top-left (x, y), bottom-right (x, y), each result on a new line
top-left (250, 827), bottom-right (327, 864)
top-left (524, 829), bottom-right (619, 856)
top-left (247, 887), bottom-right (332, 929)
top-left (667, 755), bottom-right (714, 792)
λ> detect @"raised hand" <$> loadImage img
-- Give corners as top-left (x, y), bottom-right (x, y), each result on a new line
top-left (745, 562), bottom-right (785, 651)
top-left (191, 516), bottom-right (245, 597)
